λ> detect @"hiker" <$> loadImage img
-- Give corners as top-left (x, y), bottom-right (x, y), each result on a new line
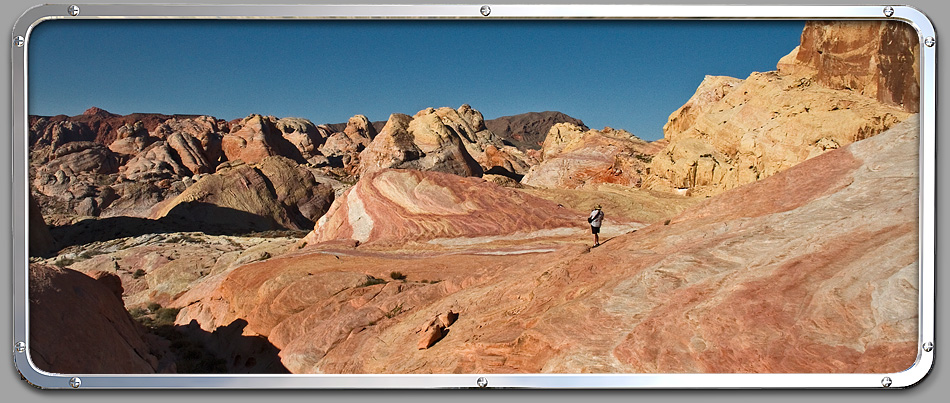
top-left (588, 204), bottom-right (604, 246)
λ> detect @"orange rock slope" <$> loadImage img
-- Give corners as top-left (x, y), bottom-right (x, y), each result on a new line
top-left (179, 116), bottom-right (919, 374)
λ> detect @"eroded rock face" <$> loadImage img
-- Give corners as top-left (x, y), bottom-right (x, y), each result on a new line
top-left (276, 117), bottom-right (331, 163)
top-left (359, 105), bottom-right (539, 178)
top-left (180, 117), bottom-right (918, 374)
top-left (644, 72), bottom-right (910, 196)
top-left (778, 20), bottom-right (920, 112)
top-left (644, 21), bottom-right (918, 196)
top-left (521, 123), bottom-right (658, 189)
top-left (223, 115), bottom-right (306, 164)
top-left (29, 263), bottom-right (169, 373)
top-left (152, 156), bottom-right (333, 232)
top-left (304, 169), bottom-right (583, 245)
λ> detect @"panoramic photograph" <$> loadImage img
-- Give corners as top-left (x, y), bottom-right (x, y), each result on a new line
top-left (25, 19), bottom-right (920, 375)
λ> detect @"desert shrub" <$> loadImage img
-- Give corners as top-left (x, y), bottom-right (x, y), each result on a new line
top-left (147, 302), bottom-right (162, 313)
top-left (154, 307), bottom-right (181, 327)
top-left (389, 271), bottom-right (406, 280)
top-left (357, 276), bottom-right (386, 288)
top-left (132, 269), bottom-right (146, 279)
top-left (385, 303), bottom-right (404, 318)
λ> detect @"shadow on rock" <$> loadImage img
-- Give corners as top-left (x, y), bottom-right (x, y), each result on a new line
top-left (154, 319), bottom-right (288, 374)
top-left (50, 203), bottom-right (289, 249)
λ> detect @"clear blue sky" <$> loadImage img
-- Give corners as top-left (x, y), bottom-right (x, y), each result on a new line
top-left (28, 19), bottom-right (804, 141)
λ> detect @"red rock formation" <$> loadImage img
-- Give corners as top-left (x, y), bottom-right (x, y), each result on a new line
top-left (304, 169), bottom-right (584, 245)
top-left (778, 20), bottom-right (920, 112)
top-left (29, 263), bottom-right (167, 373)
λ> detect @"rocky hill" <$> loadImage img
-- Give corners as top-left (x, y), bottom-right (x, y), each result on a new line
top-left (484, 111), bottom-right (589, 151)
top-left (643, 20), bottom-right (917, 196)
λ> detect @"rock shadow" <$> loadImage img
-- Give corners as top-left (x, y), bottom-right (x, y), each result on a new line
top-left (49, 203), bottom-right (289, 249)
top-left (154, 319), bottom-right (288, 374)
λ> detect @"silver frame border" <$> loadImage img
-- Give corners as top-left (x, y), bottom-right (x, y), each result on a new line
top-left (9, 3), bottom-right (936, 389)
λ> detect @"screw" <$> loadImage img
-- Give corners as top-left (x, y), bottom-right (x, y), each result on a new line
top-left (925, 37), bottom-right (935, 47)
top-left (480, 5), bottom-right (491, 17)
top-left (69, 377), bottom-right (82, 388)
top-left (881, 377), bottom-right (892, 387)
top-left (14, 341), bottom-right (25, 353)
top-left (68, 5), bottom-right (80, 17)
top-left (13, 35), bottom-right (24, 48)
top-left (923, 342), bottom-right (934, 352)
top-left (476, 377), bottom-right (488, 388)
top-left (883, 6), bottom-right (895, 17)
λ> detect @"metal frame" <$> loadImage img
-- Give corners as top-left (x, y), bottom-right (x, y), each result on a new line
top-left (10, 4), bottom-right (936, 389)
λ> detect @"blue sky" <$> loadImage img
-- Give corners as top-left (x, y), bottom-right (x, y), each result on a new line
top-left (28, 19), bottom-right (804, 141)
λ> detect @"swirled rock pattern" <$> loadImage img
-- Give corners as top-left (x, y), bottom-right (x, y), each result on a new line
top-left (304, 169), bottom-right (585, 245)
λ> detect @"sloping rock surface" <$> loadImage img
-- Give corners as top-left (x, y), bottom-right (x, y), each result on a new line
top-left (305, 169), bottom-right (585, 245)
top-left (180, 116), bottom-right (918, 374)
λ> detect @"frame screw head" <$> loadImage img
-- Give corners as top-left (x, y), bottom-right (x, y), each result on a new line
top-left (13, 36), bottom-right (24, 48)
top-left (883, 6), bottom-right (895, 17)
top-left (881, 377), bottom-right (892, 387)
top-left (923, 341), bottom-right (934, 352)
top-left (68, 5), bottom-right (80, 16)
top-left (69, 377), bottom-right (82, 388)
top-left (14, 341), bottom-right (25, 353)
top-left (480, 5), bottom-right (491, 17)
top-left (476, 377), bottom-right (488, 388)
top-left (924, 37), bottom-right (935, 47)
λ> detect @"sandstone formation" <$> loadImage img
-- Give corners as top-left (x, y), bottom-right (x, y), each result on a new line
top-left (359, 105), bottom-right (536, 179)
top-left (777, 20), bottom-right (920, 112)
top-left (521, 123), bottom-right (661, 189)
top-left (303, 169), bottom-right (586, 246)
top-left (223, 114), bottom-right (306, 165)
top-left (29, 263), bottom-right (169, 373)
top-left (179, 117), bottom-right (919, 374)
top-left (644, 21), bottom-right (917, 196)
top-left (319, 115), bottom-right (378, 174)
top-left (152, 156), bottom-right (334, 233)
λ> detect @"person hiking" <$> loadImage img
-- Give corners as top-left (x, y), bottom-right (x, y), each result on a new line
top-left (588, 204), bottom-right (604, 247)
